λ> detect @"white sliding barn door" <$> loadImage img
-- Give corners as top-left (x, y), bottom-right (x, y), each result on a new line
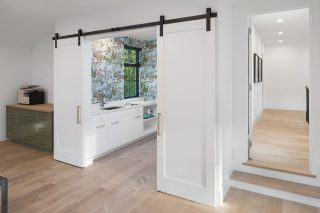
top-left (157, 20), bottom-right (217, 206)
top-left (54, 38), bottom-right (86, 167)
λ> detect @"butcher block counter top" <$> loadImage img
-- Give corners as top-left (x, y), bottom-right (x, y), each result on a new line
top-left (6, 104), bottom-right (53, 113)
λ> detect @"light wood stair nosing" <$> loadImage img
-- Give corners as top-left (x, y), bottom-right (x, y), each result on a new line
top-left (231, 170), bottom-right (320, 199)
top-left (230, 179), bottom-right (320, 208)
top-left (243, 162), bottom-right (316, 178)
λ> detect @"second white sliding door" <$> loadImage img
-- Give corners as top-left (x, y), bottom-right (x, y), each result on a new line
top-left (157, 19), bottom-right (217, 206)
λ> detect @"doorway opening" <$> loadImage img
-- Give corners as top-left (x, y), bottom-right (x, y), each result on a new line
top-left (86, 18), bottom-right (218, 206)
top-left (89, 27), bottom-right (158, 160)
top-left (246, 8), bottom-right (313, 177)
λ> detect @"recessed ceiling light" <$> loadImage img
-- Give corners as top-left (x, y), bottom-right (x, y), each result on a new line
top-left (278, 39), bottom-right (283, 43)
top-left (278, 31), bottom-right (284, 35)
top-left (277, 19), bottom-right (284, 23)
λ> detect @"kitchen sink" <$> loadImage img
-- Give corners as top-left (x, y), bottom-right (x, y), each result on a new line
top-left (102, 106), bottom-right (123, 110)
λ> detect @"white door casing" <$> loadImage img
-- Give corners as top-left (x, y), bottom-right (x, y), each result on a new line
top-left (248, 18), bottom-right (253, 160)
top-left (157, 19), bottom-right (218, 206)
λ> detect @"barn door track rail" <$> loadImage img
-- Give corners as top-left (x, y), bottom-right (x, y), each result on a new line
top-left (52, 8), bottom-right (217, 48)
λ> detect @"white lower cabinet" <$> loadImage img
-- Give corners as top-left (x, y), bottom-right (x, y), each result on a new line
top-left (93, 107), bottom-right (143, 158)
top-left (126, 114), bottom-right (143, 142)
top-left (106, 118), bottom-right (123, 151)
top-left (94, 123), bottom-right (108, 156)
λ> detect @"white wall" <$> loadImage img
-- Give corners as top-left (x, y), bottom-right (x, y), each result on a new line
top-left (263, 41), bottom-right (309, 110)
top-left (251, 23), bottom-right (264, 123)
top-left (232, 0), bottom-right (320, 176)
top-left (54, 0), bottom-right (233, 203)
top-left (0, 39), bottom-right (53, 141)
top-left (31, 38), bottom-right (54, 103)
top-left (0, 46), bottom-right (32, 140)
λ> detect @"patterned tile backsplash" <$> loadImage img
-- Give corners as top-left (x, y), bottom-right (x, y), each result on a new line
top-left (91, 36), bottom-right (157, 103)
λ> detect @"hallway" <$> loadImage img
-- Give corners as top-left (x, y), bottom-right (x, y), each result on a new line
top-left (247, 109), bottom-right (312, 176)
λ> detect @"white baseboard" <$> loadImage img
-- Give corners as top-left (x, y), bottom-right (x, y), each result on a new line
top-left (231, 180), bottom-right (320, 208)
top-left (264, 104), bottom-right (305, 111)
top-left (223, 184), bottom-right (231, 199)
top-left (253, 110), bottom-right (263, 127)
top-left (0, 133), bottom-right (7, 141)
top-left (83, 158), bottom-right (93, 167)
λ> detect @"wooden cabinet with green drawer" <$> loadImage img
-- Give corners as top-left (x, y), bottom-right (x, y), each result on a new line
top-left (6, 104), bottom-right (53, 153)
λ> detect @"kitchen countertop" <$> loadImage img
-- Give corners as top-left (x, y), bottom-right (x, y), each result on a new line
top-left (6, 104), bottom-right (54, 113)
top-left (92, 100), bottom-right (156, 116)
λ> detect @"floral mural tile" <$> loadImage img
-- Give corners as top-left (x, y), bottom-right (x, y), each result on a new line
top-left (91, 36), bottom-right (157, 103)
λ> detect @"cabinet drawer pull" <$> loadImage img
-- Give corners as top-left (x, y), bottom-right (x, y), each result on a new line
top-left (110, 121), bottom-right (120, 125)
top-left (135, 115), bottom-right (142, 119)
top-left (96, 124), bottom-right (106, 128)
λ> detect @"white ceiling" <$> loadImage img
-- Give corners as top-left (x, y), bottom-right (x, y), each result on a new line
top-left (124, 29), bottom-right (157, 41)
top-left (0, 0), bottom-right (139, 47)
top-left (0, 0), bottom-right (217, 47)
top-left (252, 9), bottom-right (309, 44)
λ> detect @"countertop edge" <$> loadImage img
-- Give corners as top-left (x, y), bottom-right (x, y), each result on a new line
top-left (6, 104), bottom-right (54, 113)
top-left (92, 101), bottom-right (157, 116)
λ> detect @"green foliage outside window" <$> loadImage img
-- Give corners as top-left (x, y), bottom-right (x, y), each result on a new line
top-left (124, 67), bottom-right (137, 97)
top-left (124, 48), bottom-right (136, 64)
top-left (124, 46), bottom-right (140, 98)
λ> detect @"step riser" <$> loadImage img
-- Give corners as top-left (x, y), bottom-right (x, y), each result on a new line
top-left (231, 180), bottom-right (320, 208)
top-left (236, 164), bottom-right (320, 186)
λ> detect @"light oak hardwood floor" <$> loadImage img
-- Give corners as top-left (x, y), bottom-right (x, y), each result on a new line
top-left (0, 136), bottom-right (319, 213)
top-left (247, 109), bottom-right (312, 176)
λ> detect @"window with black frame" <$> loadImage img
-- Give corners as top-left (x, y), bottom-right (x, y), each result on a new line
top-left (124, 45), bottom-right (141, 99)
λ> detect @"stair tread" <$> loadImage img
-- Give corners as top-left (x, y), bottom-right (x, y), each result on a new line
top-left (231, 171), bottom-right (320, 199)
top-left (243, 161), bottom-right (316, 178)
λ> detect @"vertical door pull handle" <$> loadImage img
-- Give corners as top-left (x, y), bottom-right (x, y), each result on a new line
top-left (157, 113), bottom-right (162, 136)
top-left (77, 106), bottom-right (81, 124)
